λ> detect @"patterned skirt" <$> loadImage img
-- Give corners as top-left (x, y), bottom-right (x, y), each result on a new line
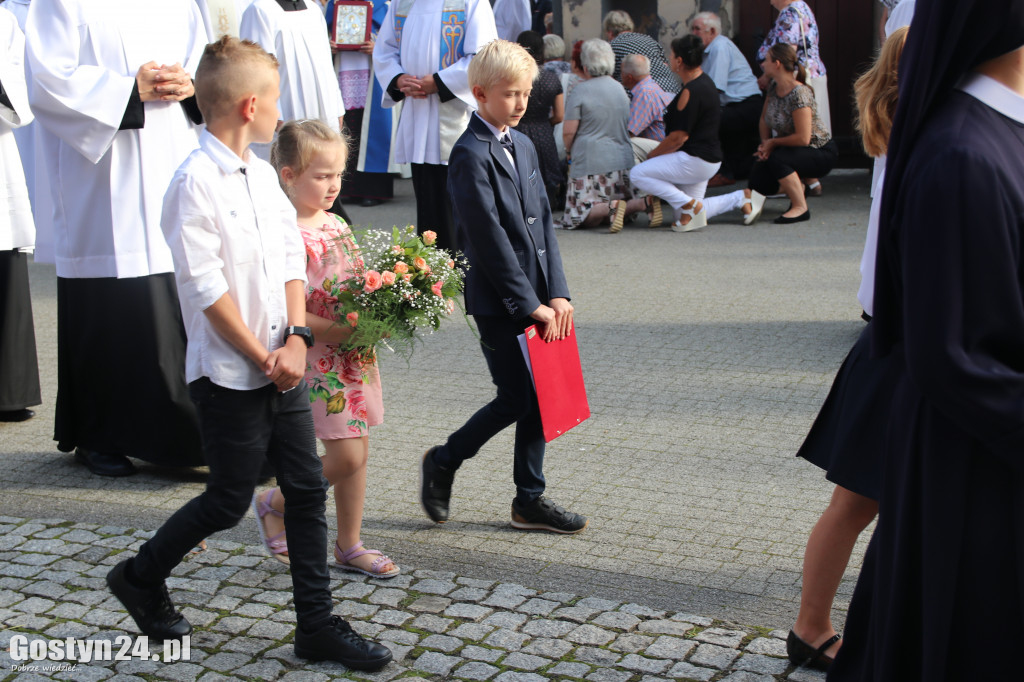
top-left (561, 169), bottom-right (635, 229)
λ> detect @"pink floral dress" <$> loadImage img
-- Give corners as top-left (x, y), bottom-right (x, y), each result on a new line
top-left (300, 213), bottom-right (383, 439)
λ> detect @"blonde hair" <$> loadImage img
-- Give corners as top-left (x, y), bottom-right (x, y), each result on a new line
top-left (271, 119), bottom-right (348, 191)
top-left (467, 39), bottom-right (538, 91)
top-left (195, 35), bottom-right (279, 122)
top-left (854, 27), bottom-right (908, 158)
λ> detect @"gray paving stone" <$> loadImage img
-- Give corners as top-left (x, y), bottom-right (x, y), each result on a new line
top-left (456, 577), bottom-right (495, 589)
top-left (787, 667), bottom-right (828, 681)
top-left (251, 590), bottom-right (292, 606)
top-left (12, 596), bottom-right (55, 613)
top-left (337, 600), bottom-right (380, 619)
top-left (54, 665), bottom-right (112, 681)
top-left (552, 605), bottom-right (600, 622)
top-left (205, 595), bottom-right (241, 611)
top-left (413, 651), bottom-right (461, 676)
top-left (420, 634), bottom-right (462, 652)
top-left (481, 611), bottom-right (528, 630)
top-left (610, 632), bottom-right (656, 653)
top-left (414, 578), bottom-right (457, 595)
top-left (233, 602), bottom-right (275, 618)
top-left (453, 661), bottom-right (500, 680)
top-left (210, 616), bottom-right (255, 635)
top-left (690, 643), bottom-right (741, 669)
top-left (516, 598), bottom-right (559, 616)
top-left (584, 669), bottom-right (632, 682)
top-left (481, 591), bottom-right (526, 609)
top-left (671, 613), bottom-right (714, 626)
top-left (493, 673), bottom-right (547, 682)
top-left (370, 609), bottom-right (413, 626)
top-left (411, 613), bottom-right (453, 633)
top-left (732, 653), bottom-right (789, 675)
top-left (718, 672), bottom-right (777, 682)
top-left (449, 586), bottom-right (489, 602)
top-left (536, 591), bottom-right (576, 603)
top-left (666, 661), bottom-right (717, 681)
top-left (450, 623), bottom-right (495, 640)
top-left (745, 637), bottom-right (787, 657)
top-left (44, 621), bottom-right (97, 639)
top-left (576, 597), bottom-right (620, 610)
top-left (645, 635), bottom-right (697, 660)
top-left (380, 644), bottom-right (413, 663)
top-left (521, 618), bottom-right (576, 638)
top-left (178, 608), bottom-right (218, 629)
top-left (618, 604), bottom-right (667, 618)
top-left (414, 569), bottom-right (457, 580)
top-left (566, 624), bottom-right (616, 646)
top-left (278, 672), bottom-right (330, 682)
top-left (201, 652), bottom-right (252, 672)
top-left (637, 620), bottom-right (694, 636)
top-left (573, 647), bottom-right (621, 666)
top-left (378, 629), bottom-right (420, 646)
top-left (116, 660), bottom-right (163, 675)
top-left (221, 636), bottom-right (274, 656)
top-left (22, 580), bottom-right (70, 599)
top-left (335, 581), bottom-right (375, 599)
top-left (367, 588), bottom-right (405, 607)
top-left (460, 645), bottom-right (503, 663)
top-left (483, 628), bottom-right (530, 651)
top-left (151, 661), bottom-right (204, 681)
top-left (409, 595), bottom-right (451, 613)
top-left (444, 603), bottom-right (493, 621)
top-left (502, 651), bottom-right (549, 671)
top-left (351, 620), bottom-right (387, 639)
top-left (233, 660), bottom-right (285, 680)
top-left (521, 637), bottom-right (574, 659)
top-left (695, 627), bottom-right (747, 648)
top-left (493, 583), bottom-right (536, 597)
top-left (548, 661), bottom-right (592, 678)
top-left (619, 654), bottom-right (671, 674)
top-left (590, 611), bottom-right (641, 631)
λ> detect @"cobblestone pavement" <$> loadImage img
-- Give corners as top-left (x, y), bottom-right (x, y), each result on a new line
top-left (3, 172), bottom-right (874, 679)
top-left (0, 516), bottom-right (830, 681)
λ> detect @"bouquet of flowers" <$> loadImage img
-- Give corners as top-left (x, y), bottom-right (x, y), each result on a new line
top-left (313, 225), bottom-right (468, 364)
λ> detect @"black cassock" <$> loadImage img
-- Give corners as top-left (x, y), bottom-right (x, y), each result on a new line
top-left (829, 90), bottom-right (1024, 681)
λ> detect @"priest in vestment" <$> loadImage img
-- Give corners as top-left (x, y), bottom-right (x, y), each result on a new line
top-left (195, 0), bottom-right (255, 40)
top-left (24, 0), bottom-right (205, 475)
top-left (0, 7), bottom-right (40, 423)
top-left (373, 0), bottom-right (497, 251)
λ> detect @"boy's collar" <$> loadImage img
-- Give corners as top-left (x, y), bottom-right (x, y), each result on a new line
top-left (200, 129), bottom-right (252, 175)
top-left (473, 111), bottom-right (509, 139)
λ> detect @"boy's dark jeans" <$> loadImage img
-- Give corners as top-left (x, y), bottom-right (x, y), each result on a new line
top-left (133, 377), bottom-right (332, 629)
top-left (434, 314), bottom-right (546, 505)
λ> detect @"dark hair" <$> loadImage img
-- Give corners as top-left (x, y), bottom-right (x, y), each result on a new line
top-left (516, 30), bottom-right (545, 66)
top-left (670, 34), bottom-right (705, 69)
top-left (767, 43), bottom-right (807, 84)
top-left (570, 40), bottom-right (584, 72)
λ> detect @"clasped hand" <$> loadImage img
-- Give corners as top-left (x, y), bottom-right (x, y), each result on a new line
top-left (754, 138), bottom-right (775, 161)
top-left (531, 298), bottom-right (574, 343)
top-left (136, 61), bottom-right (194, 102)
top-left (396, 73), bottom-right (438, 98)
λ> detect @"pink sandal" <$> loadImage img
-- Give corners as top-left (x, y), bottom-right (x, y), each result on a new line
top-left (252, 488), bottom-right (290, 565)
top-left (334, 541), bottom-right (400, 578)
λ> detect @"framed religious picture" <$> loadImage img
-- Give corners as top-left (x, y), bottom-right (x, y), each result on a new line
top-left (332, 1), bottom-right (373, 50)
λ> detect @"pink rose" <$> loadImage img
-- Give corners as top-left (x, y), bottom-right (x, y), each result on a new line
top-left (347, 390), bottom-right (368, 421)
top-left (391, 244), bottom-right (404, 254)
top-left (363, 270), bottom-right (382, 292)
top-left (346, 311), bottom-right (359, 327)
top-left (422, 230), bottom-right (437, 245)
top-left (381, 271), bottom-right (396, 286)
top-left (337, 354), bottom-right (364, 384)
top-left (414, 257), bottom-right (427, 270)
top-left (393, 261), bottom-right (409, 274)
top-left (446, 298), bottom-right (456, 315)
top-left (447, 259), bottom-right (455, 269)
top-left (316, 356), bottom-right (333, 374)
top-left (402, 274), bottom-right (412, 282)
top-left (432, 280), bottom-right (444, 297)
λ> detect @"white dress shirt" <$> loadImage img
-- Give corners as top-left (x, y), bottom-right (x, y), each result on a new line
top-left (161, 129), bottom-right (306, 390)
top-left (475, 112), bottom-right (515, 168)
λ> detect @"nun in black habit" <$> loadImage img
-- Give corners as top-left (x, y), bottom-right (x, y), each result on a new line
top-left (828, 1), bottom-right (1024, 680)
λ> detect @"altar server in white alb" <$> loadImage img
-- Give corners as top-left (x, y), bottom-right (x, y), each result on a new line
top-left (24, 0), bottom-right (206, 476)
top-left (0, 7), bottom-right (41, 424)
top-left (373, 0), bottom-right (496, 251)
top-left (240, 0), bottom-right (345, 161)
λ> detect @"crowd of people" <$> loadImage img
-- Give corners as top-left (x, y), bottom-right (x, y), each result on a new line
top-left (3, 0), bottom-right (1024, 680)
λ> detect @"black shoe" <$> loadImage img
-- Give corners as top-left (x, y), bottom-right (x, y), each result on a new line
top-left (786, 630), bottom-right (840, 670)
top-left (419, 446), bottom-right (455, 524)
top-left (0, 409), bottom-right (34, 422)
top-left (774, 209), bottom-right (810, 224)
top-left (295, 615), bottom-right (393, 671)
top-left (360, 197), bottom-right (383, 207)
top-left (74, 448), bottom-right (137, 477)
top-left (106, 560), bottom-right (192, 641)
top-left (511, 496), bottom-right (588, 534)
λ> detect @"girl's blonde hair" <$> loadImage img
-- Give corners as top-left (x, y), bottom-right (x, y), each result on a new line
top-left (854, 27), bottom-right (908, 157)
top-left (270, 119), bottom-right (348, 189)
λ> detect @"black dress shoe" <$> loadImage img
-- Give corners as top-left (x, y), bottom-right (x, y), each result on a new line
top-left (511, 496), bottom-right (588, 534)
top-left (419, 446), bottom-right (455, 523)
top-left (359, 197), bottom-right (383, 207)
top-left (0, 409), bottom-right (34, 422)
top-left (107, 560), bottom-right (192, 641)
top-left (294, 615), bottom-right (393, 670)
top-left (786, 630), bottom-right (840, 670)
top-left (75, 448), bottom-right (137, 477)
top-left (774, 209), bottom-right (810, 224)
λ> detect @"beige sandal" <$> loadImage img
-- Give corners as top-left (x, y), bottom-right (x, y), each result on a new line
top-left (646, 196), bottom-right (664, 227)
top-left (609, 200), bottom-right (627, 233)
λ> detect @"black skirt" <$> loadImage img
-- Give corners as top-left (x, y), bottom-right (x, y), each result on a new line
top-left (55, 273), bottom-right (203, 466)
top-left (795, 323), bottom-right (898, 500)
top-left (0, 250), bottom-right (41, 411)
top-left (340, 108), bottom-right (394, 201)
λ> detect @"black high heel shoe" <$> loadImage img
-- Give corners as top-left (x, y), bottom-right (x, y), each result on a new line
top-left (787, 630), bottom-right (841, 670)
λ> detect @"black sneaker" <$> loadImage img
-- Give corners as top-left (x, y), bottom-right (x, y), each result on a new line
top-left (294, 615), bottom-right (393, 671)
top-left (420, 446), bottom-right (455, 523)
top-left (106, 560), bottom-right (192, 641)
top-left (511, 496), bottom-right (588, 534)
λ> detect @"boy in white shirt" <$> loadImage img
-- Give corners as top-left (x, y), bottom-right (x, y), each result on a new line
top-left (105, 36), bottom-right (391, 671)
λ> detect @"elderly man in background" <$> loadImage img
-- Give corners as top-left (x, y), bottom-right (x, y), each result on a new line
top-left (691, 11), bottom-right (762, 187)
top-left (604, 10), bottom-right (678, 93)
top-left (620, 54), bottom-right (673, 164)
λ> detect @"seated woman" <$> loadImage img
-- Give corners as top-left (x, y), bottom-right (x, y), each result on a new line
top-left (516, 30), bottom-right (565, 211)
top-left (628, 34), bottom-right (722, 232)
top-left (561, 39), bottom-right (637, 230)
top-left (705, 43), bottom-right (837, 225)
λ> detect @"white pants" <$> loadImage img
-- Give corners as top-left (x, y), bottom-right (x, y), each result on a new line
top-left (629, 151), bottom-right (721, 221)
top-left (704, 189), bottom-right (747, 220)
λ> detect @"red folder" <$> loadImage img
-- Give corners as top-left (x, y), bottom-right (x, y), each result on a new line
top-left (523, 324), bottom-right (590, 442)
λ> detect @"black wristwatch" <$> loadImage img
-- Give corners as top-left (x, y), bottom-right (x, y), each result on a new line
top-left (283, 325), bottom-right (314, 348)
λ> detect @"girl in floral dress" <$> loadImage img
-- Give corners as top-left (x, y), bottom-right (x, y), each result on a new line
top-left (254, 119), bottom-right (398, 578)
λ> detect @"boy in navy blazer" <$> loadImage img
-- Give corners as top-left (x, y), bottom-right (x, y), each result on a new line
top-left (420, 40), bottom-right (587, 534)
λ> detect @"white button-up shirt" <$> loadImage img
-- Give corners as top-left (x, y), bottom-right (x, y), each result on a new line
top-left (161, 129), bottom-right (306, 390)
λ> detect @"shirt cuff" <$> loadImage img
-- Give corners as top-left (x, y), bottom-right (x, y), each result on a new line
top-left (386, 75), bottom-right (405, 102)
top-left (187, 272), bottom-right (230, 313)
top-left (181, 83), bottom-right (202, 125)
top-left (0, 79), bottom-right (12, 113)
top-left (434, 73), bottom-right (455, 103)
top-left (119, 81), bottom-right (145, 130)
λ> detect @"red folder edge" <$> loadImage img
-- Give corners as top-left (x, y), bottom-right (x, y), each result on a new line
top-left (524, 324), bottom-right (590, 442)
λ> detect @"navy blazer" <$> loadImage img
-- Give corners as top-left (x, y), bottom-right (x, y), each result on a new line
top-left (447, 114), bottom-right (570, 319)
